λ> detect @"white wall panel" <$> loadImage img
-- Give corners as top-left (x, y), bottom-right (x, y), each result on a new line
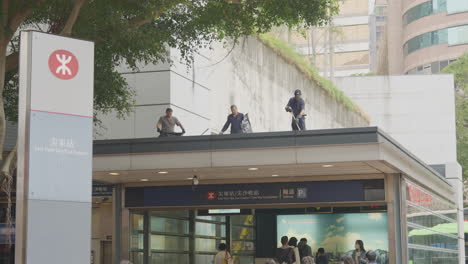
top-left (335, 75), bottom-right (457, 165)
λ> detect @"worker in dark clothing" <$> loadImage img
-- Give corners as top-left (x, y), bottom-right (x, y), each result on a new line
top-left (221, 105), bottom-right (244, 134)
top-left (285, 89), bottom-right (306, 131)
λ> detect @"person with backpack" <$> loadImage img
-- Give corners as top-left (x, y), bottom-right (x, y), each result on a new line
top-left (288, 237), bottom-right (301, 264)
top-left (220, 105), bottom-right (245, 134)
top-left (276, 236), bottom-right (294, 264)
top-left (298, 238), bottom-right (312, 260)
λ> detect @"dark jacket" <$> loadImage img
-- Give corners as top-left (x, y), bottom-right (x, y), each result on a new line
top-left (222, 113), bottom-right (244, 134)
top-left (316, 255), bottom-right (329, 264)
top-left (298, 243), bottom-right (312, 259)
top-left (276, 247), bottom-right (294, 264)
top-left (286, 97), bottom-right (305, 118)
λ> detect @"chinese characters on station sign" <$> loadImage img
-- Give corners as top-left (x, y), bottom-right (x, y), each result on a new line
top-left (125, 180), bottom-right (382, 208)
top-left (206, 187), bottom-right (308, 202)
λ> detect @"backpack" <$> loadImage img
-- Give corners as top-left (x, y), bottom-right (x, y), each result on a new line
top-left (241, 113), bottom-right (252, 133)
top-left (276, 248), bottom-right (293, 264)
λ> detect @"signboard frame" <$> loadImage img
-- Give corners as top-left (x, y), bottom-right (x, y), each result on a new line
top-left (15, 31), bottom-right (94, 264)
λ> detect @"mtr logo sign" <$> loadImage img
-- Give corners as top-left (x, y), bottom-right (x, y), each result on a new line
top-left (206, 192), bottom-right (217, 201)
top-left (48, 50), bottom-right (79, 80)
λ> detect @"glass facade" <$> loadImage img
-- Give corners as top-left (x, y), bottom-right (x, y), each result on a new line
top-left (406, 58), bottom-right (457, 74)
top-left (129, 210), bottom-right (255, 264)
top-left (403, 0), bottom-right (468, 26)
top-left (403, 25), bottom-right (468, 55)
top-left (448, 24), bottom-right (468, 45)
top-left (230, 215), bottom-right (255, 264)
top-left (403, 0), bottom-right (447, 25)
top-left (406, 182), bottom-right (459, 263)
top-left (0, 204), bottom-right (15, 264)
top-left (447, 0), bottom-right (468, 13)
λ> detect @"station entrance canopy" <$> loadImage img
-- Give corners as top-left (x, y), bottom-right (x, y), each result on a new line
top-left (93, 127), bottom-right (452, 200)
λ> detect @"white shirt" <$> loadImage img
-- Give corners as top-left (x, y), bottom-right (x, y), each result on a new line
top-left (214, 251), bottom-right (230, 264)
top-left (290, 246), bottom-right (300, 264)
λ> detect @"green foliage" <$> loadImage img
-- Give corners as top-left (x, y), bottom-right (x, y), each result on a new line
top-left (257, 33), bottom-right (369, 121)
top-left (350, 72), bottom-right (377, 76)
top-left (442, 53), bottom-right (468, 179)
top-left (3, 0), bottom-right (339, 122)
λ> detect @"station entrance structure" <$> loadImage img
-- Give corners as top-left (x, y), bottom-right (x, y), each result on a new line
top-left (93, 127), bottom-right (461, 264)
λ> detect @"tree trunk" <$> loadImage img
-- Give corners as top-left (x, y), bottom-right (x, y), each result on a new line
top-left (0, 42), bottom-right (8, 163)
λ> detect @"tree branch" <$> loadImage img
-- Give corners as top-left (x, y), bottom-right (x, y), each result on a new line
top-left (4, 0), bottom-right (87, 73)
top-left (0, 143), bottom-right (16, 184)
top-left (4, 0), bottom-right (48, 42)
top-left (1, 0), bottom-right (9, 29)
top-left (129, 17), bottom-right (154, 28)
top-left (60, 0), bottom-right (87, 36)
top-left (5, 52), bottom-right (18, 73)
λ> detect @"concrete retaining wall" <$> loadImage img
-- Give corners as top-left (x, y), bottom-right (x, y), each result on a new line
top-left (95, 37), bottom-right (369, 139)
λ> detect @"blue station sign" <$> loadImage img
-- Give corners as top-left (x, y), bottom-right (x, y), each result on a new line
top-left (125, 179), bottom-right (384, 207)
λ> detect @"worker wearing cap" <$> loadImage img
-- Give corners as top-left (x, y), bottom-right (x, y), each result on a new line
top-left (285, 89), bottom-right (306, 131)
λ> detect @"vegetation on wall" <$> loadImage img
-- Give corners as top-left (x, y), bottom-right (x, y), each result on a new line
top-left (258, 33), bottom-right (369, 121)
top-left (442, 53), bottom-right (468, 181)
top-left (350, 72), bottom-right (377, 77)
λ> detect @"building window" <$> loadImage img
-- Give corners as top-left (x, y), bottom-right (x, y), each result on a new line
top-left (448, 24), bottom-right (468, 45)
top-left (130, 210), bottom-right (255, 264)
top-left (447, 0), bottom-right (468, 13)
top-left (230, 215), bottom-right (255, 264)
top-left (403, 0), bottom-right (447, 25)
top-left (406, 58), bottom-right (457, 74)
top-left (403, 25), bottom-right (468, 55)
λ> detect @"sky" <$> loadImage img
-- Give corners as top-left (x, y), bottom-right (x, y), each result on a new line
top-left (277, 213), bottom-right (388, 253)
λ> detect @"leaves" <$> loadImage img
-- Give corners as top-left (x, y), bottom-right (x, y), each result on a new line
top-left (442, 53), bottom-right (468, 179)
top-left (3, 0), bottom-right (339, 122)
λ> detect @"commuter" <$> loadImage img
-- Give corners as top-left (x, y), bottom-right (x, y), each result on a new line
top-left (276, 236), bottom-right (293, 264)
top-left (315, 248), bottom-right (328, 264)
top-left (340, 255), bottom-right (354, 264)
top-left (365, 250), bottom-right (377, 264)
top-left (220, 105), bottom-right (245, 134)
top-left (298, 238), bottom-right (312, 260)
top-left (352, 240), bottom-right (367, 264)
top-left (288, 237), bottom-right (301, 264)
top-left (214, 243), bottom-right (232, 264)
top-left (285, 89), bottom-right (306, 131)
top-left (156, 108), bottom-right (185, 137)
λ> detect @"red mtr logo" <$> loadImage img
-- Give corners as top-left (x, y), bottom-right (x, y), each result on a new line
top-left (206, 192), bottom-right (217, 201)
top-left (48, 50), bottom-right (79, 80)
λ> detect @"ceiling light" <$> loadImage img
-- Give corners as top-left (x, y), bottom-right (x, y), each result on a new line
top-left (322, 164), bottom-right (334, 168)
top-left (158, 171), bottom-right (168, 174)
top-left (186, 177), bottom-right (193, 180)
top-left (272, 174), bottom-right (279, 177)
top-left (140, 179), bottom-right (149, 182)
top-left (248, 168), bottom-right (258, 171)
top-left (109, 172), bottom-right (120, 175)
